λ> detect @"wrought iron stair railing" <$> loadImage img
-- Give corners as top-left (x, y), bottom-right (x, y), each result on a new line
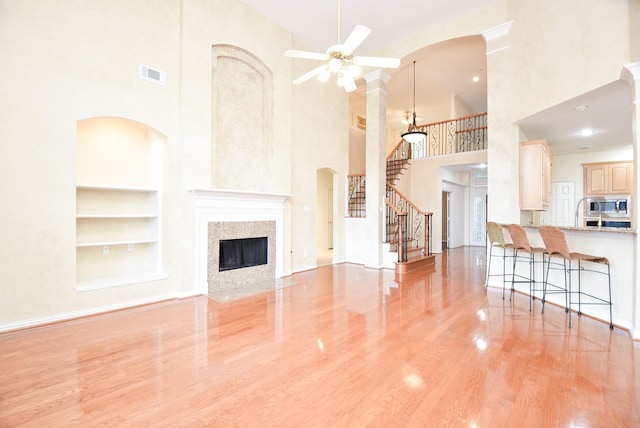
top-left (347, 174), bottom-right (366, 217)
top-left (385, 182), bottom-right (432, 263)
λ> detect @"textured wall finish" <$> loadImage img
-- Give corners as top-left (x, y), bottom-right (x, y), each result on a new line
top-left (211, 45), bottom-right (273, 192)
top-left (207, 221), bottom-right (276, 294)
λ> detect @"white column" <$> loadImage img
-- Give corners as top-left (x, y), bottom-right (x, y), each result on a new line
top-left (482, 21), bottom-right (520, 224)
top-left (364, 70), bottom-right (391, 269)
top-left (622, 61), bottom-right (640, 338)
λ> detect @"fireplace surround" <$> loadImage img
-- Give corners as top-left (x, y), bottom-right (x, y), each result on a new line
top-left (191, 189), bottom-right (290, 295)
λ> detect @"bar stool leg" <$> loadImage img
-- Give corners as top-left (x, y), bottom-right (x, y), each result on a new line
top-left (607, 265), bottom-right (613, 329)
top-left (485, 245), bottom-right (493, 290)
top-left (502, 247), bottom-right (507, 299)
top-left (567, 259), bottom-right (573, 328)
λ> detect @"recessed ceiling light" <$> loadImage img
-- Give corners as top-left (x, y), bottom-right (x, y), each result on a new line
top-left (472, 76), bottom-right (480, 82)
top-left (575, 104), bottom-right (589, 111)
top-left (579, 128), bottom-right (594, 136)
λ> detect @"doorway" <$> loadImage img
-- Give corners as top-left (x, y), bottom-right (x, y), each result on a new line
top-left (442, 191), bottom-right (450, 249)
top-left (542, 181), bottom-right (575, 226)
top-left (316, 168), bottom-right (334, 266)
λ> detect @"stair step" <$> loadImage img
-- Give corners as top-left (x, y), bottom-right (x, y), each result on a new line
top-left (395, 254), bottom-right (436, 276)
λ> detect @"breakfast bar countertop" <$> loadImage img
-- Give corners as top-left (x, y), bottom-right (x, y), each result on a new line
top-left (521, 224), bottom-right (636, 234)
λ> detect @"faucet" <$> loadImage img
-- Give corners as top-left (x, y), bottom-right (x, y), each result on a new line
top-left (575, 197), bottom-right (601, 228)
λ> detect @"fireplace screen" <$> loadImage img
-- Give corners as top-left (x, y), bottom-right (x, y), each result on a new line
top-left (219, 237), bottom-right (268, 271)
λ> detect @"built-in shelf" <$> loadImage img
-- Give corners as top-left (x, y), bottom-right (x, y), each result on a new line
top-left (76, 184), bottom-right (158, 192)
top-left (76, 214), bottom-right (157, 219)
top-left (76, 185), bottom-right (161, 287)
top-left (76, 117), bottom-right (165, 290)
top-left (76, 239), bottom-right (158, 248)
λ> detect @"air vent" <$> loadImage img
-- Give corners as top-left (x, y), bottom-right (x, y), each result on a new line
top-left (139, 64), bottom-right (167, 85)
top-left (357, 116), bottom-right (366, 130)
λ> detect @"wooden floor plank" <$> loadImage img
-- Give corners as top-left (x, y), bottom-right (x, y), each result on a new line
top-left (0, 247), bottom-right (638, 427)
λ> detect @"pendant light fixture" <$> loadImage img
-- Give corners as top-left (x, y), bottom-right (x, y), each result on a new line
top-left (401, 60), bottom-right (427, 145)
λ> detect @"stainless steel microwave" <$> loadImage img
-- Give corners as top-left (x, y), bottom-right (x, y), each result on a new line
top-left (587, 196), bottom-right (630, 217)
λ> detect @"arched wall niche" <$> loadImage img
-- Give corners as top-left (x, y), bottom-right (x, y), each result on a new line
top-left (75, 116), bottom-right (167, 289)
top-left (211, 45), bottom-right (274, 192)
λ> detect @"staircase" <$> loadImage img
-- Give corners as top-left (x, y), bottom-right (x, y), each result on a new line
top-left (386, 158), bottom-right (410, 185)
top-left (346, 139), bottom-right (434, 275)
top-left (347, 174), bottom-right (366, 217)
top-left (385, 182), bottom-right (435, 275)
top-left (347, 113), bottom-right (488, 275)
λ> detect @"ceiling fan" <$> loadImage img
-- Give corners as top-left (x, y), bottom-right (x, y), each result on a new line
top-left (284, 5), bottom-right (400, 92)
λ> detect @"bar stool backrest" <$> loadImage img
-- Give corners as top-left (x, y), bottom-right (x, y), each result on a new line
top-left (539, 226), bottom-right (570, 259)
top-left (506, 224), bottom-right (531, 251)
top-left (486, 222), bottom-right (507, 246)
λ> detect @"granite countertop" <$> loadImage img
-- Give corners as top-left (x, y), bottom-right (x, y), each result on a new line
top-left (522, 224), bottom-right (636, 234)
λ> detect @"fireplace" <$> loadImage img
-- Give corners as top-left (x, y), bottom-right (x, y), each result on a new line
top-left (219, 237), bottom-right (268, 271)
top-left (191, 189), bottom-right (290, 295)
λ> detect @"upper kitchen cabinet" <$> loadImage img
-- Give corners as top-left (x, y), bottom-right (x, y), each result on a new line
top-left (520, 139), bottom-right (552, 211)
top-left (584, 161), bottom-right (633, 195)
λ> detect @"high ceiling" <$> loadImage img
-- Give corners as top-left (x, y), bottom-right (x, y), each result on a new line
top-left (240, 0), bottom-right (633, 156)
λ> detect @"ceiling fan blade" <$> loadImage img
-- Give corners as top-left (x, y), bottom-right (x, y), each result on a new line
top-left (284, 50), bottom-right (328, 61)
top-left (342, 25), bottom-right (371, 54)
top-left (353, 56), bottom-right (401, 69)
top-left (292, 65), bottom-right (328, 85)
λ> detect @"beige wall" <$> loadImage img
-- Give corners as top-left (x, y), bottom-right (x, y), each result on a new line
top-left (0, 0), bottom-right (347, 328)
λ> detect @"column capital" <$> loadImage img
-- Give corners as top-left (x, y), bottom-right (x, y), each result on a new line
top-left (364, 69), bottom-right (391, 85)
top-left (623, 61), bottom-right (640, 83)
top-left (482, 20), bottom-right (514, 55)
top-left (481, 20), bottom-right (514, 42)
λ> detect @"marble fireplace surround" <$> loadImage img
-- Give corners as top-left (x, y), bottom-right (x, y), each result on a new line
top-left (191, 189), bottom-right (290, 295)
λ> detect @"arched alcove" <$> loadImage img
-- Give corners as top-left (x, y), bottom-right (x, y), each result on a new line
top-left (211, 45), bottom-right (273, 192)
top-left (75, 117), bottom-right (166, 289)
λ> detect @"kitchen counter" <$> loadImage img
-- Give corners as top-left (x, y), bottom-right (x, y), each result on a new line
top-left (488, 223), bottom-right (635, 332)
top-left (544, 225), bottom-right (635, 234)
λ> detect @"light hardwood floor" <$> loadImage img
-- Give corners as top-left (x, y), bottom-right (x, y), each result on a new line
top-left (1, 247), bottom-right (639, 427)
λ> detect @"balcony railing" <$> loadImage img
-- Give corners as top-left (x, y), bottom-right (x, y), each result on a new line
top-left (347, 112), bottom-right (486, 221)
top-left (392, 112), bottom-right (487, 160)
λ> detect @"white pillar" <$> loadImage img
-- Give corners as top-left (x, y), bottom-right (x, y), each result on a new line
top-left (364, 70), bottom-right (390, 269)
top-left (622, 61), bottom-right (640, 338)
top-left (482, 21), bottom-right (520, 225)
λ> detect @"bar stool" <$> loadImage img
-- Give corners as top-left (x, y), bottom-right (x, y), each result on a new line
top-left (506, 224), bottom-right (547, 311)
top-left (538, 226), bottom-right (613, 329)
top-left (485, 222), bottom-right (514, 299)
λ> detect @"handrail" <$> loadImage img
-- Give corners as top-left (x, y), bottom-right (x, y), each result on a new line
top-left (385, 199), bottom-right (407, 262)
top-left (415, 111), bottom-right (486, 128)
top-left (386, 181), bottom-right (433, 217)
top-left (385, 199), bottom-right (407, 216)
top-left (386, 139), bottom-right (410, 161)
top-left (385, 185), bottom-right (432, 262)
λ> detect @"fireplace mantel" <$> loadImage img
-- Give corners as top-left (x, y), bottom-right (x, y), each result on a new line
top-left (190, 189), bottom-right (291, 295)
top-left (191, 189), bottom-right (291, 207)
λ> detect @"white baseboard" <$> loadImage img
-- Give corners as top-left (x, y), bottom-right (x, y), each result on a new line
top-left (0, 291), bottom-right (200, 333)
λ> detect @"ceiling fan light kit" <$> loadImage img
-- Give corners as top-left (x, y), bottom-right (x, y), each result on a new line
top-left (284, 0), bottom-right (400, 93)
top-left (401, 60), bottom-right (427, 145)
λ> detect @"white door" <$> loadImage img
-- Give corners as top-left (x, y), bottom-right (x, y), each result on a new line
top-left (542, 181), bottom-right (575, 226)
